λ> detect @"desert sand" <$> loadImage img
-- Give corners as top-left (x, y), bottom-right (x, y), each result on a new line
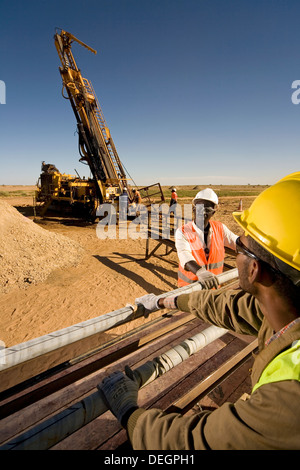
top-left (0, 186), bottom-right (255, 348)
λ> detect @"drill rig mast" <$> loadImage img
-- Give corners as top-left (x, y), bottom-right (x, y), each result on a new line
top-left (36, 30), bottom-right (130, 220)
top-left (36, 30), bottom-right (164, 221)
top-left (54, 29), bottom-right (128, 203)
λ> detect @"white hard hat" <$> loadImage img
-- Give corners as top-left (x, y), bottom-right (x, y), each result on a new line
top-left (193, 188), bottom-right (218, 205)
top-left (172, 188), bottom-right (176, 192)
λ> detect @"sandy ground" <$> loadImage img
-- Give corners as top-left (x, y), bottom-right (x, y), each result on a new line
top-left (0, 186), bottom-right (254, 348)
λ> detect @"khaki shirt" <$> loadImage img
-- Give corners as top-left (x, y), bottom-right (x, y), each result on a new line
top-left (127, 289), bottom-right (300, 450)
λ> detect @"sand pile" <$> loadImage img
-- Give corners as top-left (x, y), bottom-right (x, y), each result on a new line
top-left (0, 200), bottom-right (84, 293)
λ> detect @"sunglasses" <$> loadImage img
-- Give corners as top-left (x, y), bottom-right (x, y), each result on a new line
top-left (193, 203), bottom-right (216, 214)
top-left (236, 237), bottom-right (281, 276)
top-left (236, 237), bottom-right (260, 260)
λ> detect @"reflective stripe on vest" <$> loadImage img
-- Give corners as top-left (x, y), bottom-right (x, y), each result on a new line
top-left (252, 339), bottom-right (300, 393)
top-left (178, 220), bottom-right (225, 287)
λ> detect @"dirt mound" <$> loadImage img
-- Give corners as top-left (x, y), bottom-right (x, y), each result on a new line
top-left (0, 200), bottom-right (84, 293)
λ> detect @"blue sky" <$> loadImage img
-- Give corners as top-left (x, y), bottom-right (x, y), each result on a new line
top-left (0, 0), bottom-right (300, 186)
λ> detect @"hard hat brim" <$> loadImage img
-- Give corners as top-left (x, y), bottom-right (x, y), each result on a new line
top-left (232, 210), bottom-right (300, 272)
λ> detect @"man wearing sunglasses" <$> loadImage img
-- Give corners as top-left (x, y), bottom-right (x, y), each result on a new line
top-left (99, 172), bottom-right (300, 450)
top-left (175, 188), bottom-right (238, 289)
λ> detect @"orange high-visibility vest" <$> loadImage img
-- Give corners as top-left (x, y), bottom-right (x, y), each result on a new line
top-left (178, 220), bottom-right (225, 287)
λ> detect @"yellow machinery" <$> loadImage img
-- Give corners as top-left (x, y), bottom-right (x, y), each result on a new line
top-left (36, 30), bottom-right (133, 221)
top-left (36, 162), bottom-right (99, 219)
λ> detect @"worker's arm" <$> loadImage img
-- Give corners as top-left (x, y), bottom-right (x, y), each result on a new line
top-left (222, 223), bottom-right (238, 250)
top-left (137, 288), bottom-right (263, 337)
top-left (185, 260), bottom-right (219, 289)
top-left (175, 229), bottom-right (219, 289)
top-left (177, 288), bottom-right (263, 335)
top-left (98, 362), bottom-right (300, 450)
top-left (184, 260), bottom-right (200, 274)
top-left (125, 380), bottom-right (300, 450)
top-left (175, 228), bottom-right (198, 267)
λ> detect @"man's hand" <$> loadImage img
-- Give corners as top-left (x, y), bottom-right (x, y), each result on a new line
top-left (196, 268), bottom-right (219, 289)
top-left (135, 293), bottom-right (160, 316)
top-left (97, 370), bottom-right (139, 426)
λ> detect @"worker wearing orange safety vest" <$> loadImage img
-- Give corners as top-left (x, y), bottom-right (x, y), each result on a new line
top-left (175, 188), bottom-right (237, 288)
top-left (169, 187), bottom-right (178, 207)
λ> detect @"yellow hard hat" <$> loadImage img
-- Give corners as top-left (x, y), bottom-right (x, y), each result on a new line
top-left (233, 171), bottom-right (300, 271)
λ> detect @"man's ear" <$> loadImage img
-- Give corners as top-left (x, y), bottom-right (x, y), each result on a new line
top-left (248, 259), bottom-right (261, 283)
top-left (248, 259), bottom-right (273, 287)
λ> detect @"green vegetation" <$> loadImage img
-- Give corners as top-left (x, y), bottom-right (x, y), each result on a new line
top-left (0, 190), bottom-right (35, 198)
top-left (160, 185), bottom-right (268, 200)
top-left (213, 189), bottom-right (263, 198)
top-left (0, 185), bottom-right (268, 201)
top-left (137, 184), bottom-right (269, 204)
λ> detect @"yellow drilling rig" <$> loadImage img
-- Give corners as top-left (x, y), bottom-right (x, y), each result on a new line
top-left (36, 29), bottom-right (164, 221)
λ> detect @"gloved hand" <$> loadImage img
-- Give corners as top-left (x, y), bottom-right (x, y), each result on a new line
top-left (97, 370), bottom-right (139, 426)
top-left (135, 293), bottom-right (160, 316)
top-left (196, 268), bottom-right (219, 289)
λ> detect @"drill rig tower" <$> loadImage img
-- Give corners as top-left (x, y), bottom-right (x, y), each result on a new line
top-left (36, 29), bottom-right (130, 220)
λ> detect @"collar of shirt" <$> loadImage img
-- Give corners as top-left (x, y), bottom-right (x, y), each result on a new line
top-left (265, 317), bottom-right (300, 346)
top-left (192, 221), bottom-right (213, 248)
